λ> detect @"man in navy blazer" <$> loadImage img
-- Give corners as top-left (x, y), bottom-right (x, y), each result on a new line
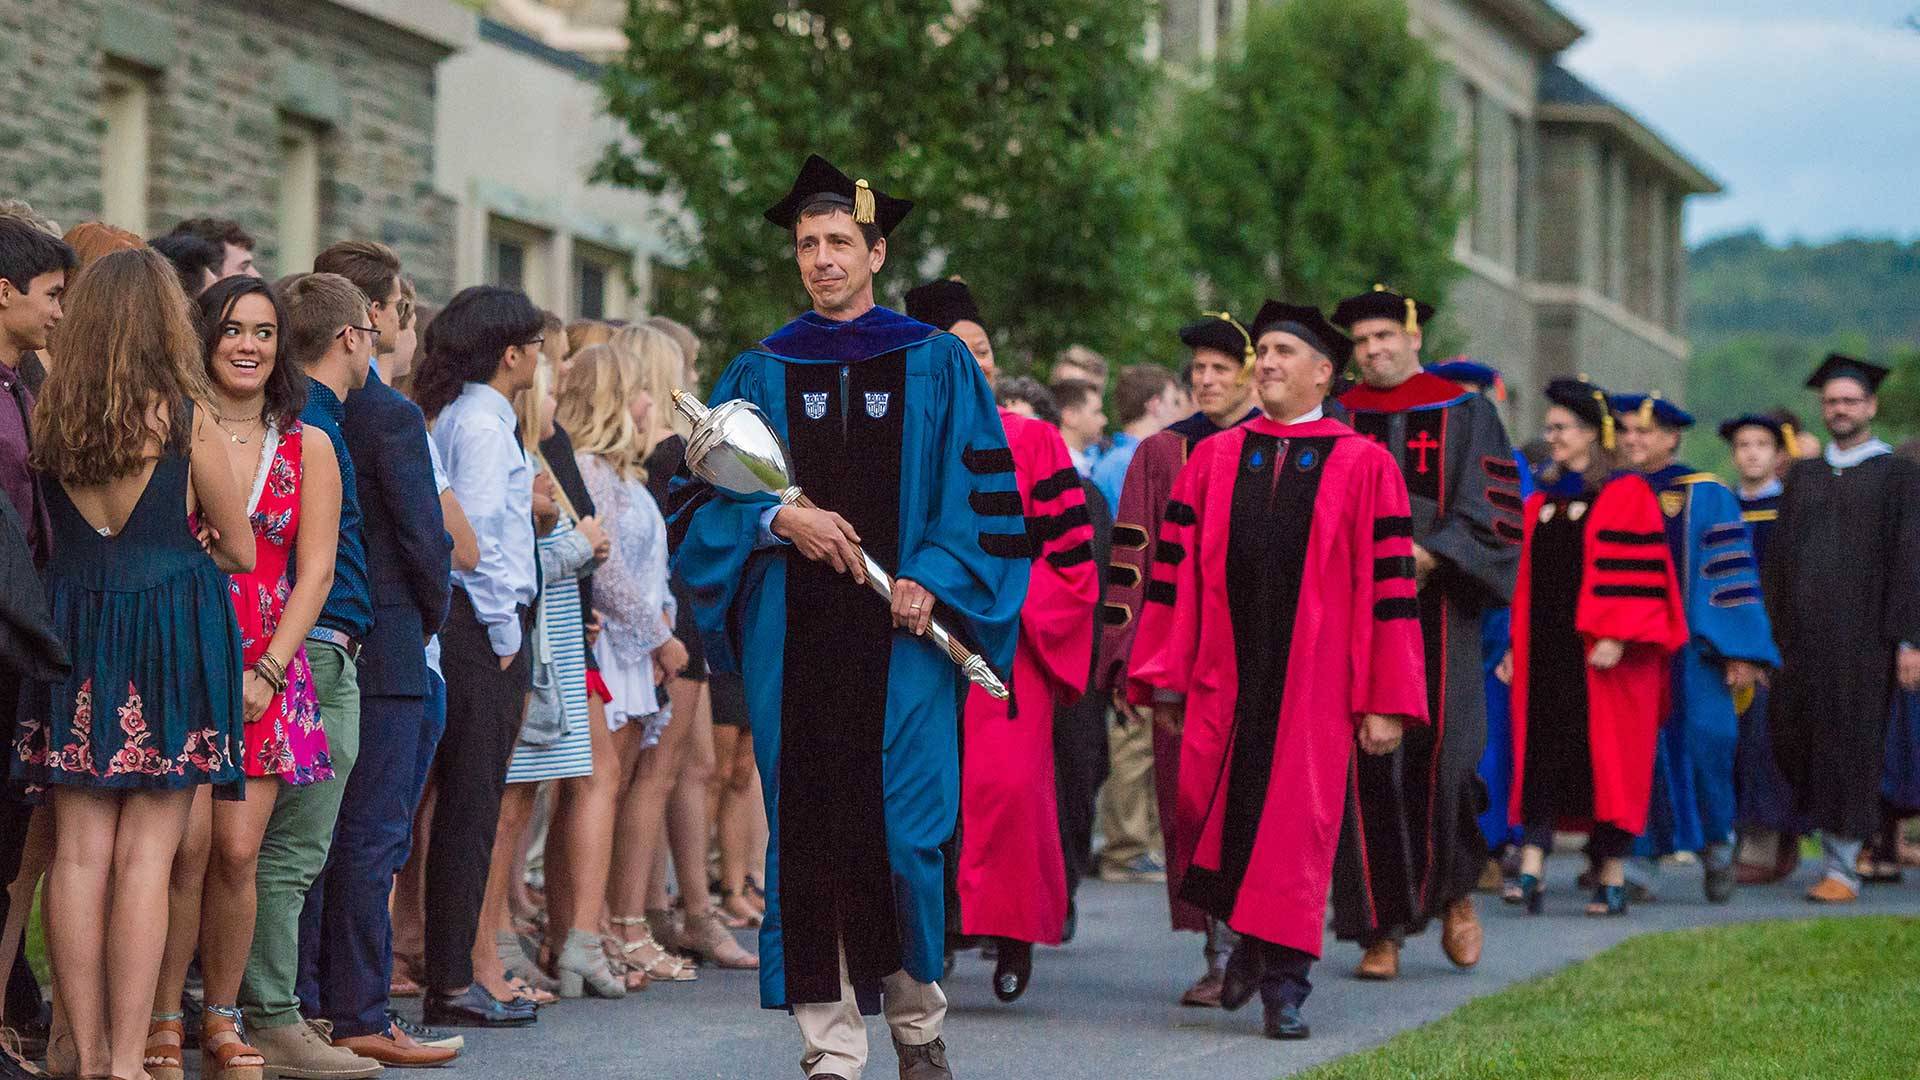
top-left (298, 245), bottom-right (456, 1066)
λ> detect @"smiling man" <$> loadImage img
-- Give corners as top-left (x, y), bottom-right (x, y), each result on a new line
top-left (1095, 311), bottom-right (1259, 1007)
top-left (674, 155), bottom-right (1026, 1080)
top-left (1329, 286), bottom-right (1520, 981)
top-left (1766, 354), bottom-right (1920, 903)
top-left (1128, 299), bottom-right (1426, 1042)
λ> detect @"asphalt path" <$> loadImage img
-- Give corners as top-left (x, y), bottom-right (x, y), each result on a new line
top-left (390, 859), bottom-right (1920, 1079)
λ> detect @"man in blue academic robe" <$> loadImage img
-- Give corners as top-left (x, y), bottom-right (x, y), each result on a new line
top-left (1613, 394), bottom-right (1778, 903)
top-left (673, 154), bottom-right (1025, 1080)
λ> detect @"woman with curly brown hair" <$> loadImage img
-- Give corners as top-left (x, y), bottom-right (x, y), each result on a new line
top-left (18, 247), bottom-right (255, 1080)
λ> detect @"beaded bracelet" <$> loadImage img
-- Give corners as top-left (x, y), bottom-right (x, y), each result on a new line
top-left (253, 653), bottom-right (288, 695)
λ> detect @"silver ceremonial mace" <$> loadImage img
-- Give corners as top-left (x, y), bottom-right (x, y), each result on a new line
top-left (672, 390), bottom-right (1010, 700)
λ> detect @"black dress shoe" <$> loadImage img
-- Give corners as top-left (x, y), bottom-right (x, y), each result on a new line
top-left (1061, 898), bottom-right (1077, 944)
top-left (992, 938), bottom-right (1032, 1003)
top-left (1218, 940), bottom-right (1263, 1013)
top-left (423, 984), bottom-right (537, 1028)
top-left (1262, 1001), bottom-right (1310, 1040)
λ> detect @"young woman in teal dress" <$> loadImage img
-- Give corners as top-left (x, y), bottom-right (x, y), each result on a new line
top-left (19, 248), bottom-right (255, 1080)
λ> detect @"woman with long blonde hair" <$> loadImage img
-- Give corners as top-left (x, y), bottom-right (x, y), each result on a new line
top-left (643, 317), bottom-right (770, 929)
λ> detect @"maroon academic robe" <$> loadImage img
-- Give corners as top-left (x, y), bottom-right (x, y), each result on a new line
top-left (957, 409), bottom-right (1099, 945)
top-left (1127, 415), bottom-right (1429, 957)
top-left (1098, 407), bottom-right (1257, 933)
top-left (1509, 474), bottom-right (1689, 836)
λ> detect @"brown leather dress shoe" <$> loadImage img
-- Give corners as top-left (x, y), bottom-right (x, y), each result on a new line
top-left (334, 1022), bottom-right (460, 1068)
top-left (1180, 968), bottom-right (1225, 1008)
top-left (1354, 939), bottom-right (1399, 981)
top-left (1441, 897), bottom-right (1483, 969)
top-left (1806, 876), bottom-right (1859, 904)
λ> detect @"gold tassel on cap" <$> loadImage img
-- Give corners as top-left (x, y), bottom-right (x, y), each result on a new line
top-left (1403, 297), bottom-right (1419, 333)
top-left (1593, 389), bottom-right (1616, 451)
top-left (853, 179), bottom-right (876, 225)
top-left (1638, 395), bottom-right (1656, 425)
top-left (1781, 422), bottom-right (1800, 456)
top-left (1209, 311), bottom-right (1256, 378)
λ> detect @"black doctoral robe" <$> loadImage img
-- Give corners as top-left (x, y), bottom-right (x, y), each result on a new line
top-left (1331, 372), bottom-right (1520, 941)
top-left (1767, 449), bottom-right (1920, 839)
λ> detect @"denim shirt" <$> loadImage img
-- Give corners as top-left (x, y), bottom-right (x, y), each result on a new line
top-left (300, 376), bottom-right (373, 640)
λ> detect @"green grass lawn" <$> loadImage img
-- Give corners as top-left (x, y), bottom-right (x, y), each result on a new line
top-left (1299, 916), bottom-right (1920, 1080)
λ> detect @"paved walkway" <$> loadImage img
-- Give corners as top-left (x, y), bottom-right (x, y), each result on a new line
top-left (409, 860), bottom-right (1920, 1079)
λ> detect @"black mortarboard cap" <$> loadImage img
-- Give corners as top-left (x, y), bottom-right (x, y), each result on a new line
top-left (904, 278), bottom-right (983, 332)
top-left (1804, 352), bottom-right (1889, 393)
top-left (1544, 376), bottom-right (1616, 450)
top-left (1717, 413), bottom-right (1790, 448)
top-left (1177, 312), bottom-right (1254, 368)
top-left (763, 153), bottom-right (913, 237)
top-left (1331, 284), bottom-right (1435, 333)
top-left (1250, 300), bottom-right (1353, 364)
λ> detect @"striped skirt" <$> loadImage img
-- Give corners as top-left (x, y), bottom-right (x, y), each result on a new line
top-left (506, 541), bottom-right (594, 784)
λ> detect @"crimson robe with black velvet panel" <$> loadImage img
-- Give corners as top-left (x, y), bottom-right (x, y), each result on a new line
top-left (956, 409), bottom-right (1099, 946)
top-left (1126, 416), bottom-right (1428, 958)
top-left (1509, 474), bottom-right (1689, 836)
top-left (1095, 407), bottom-right (1257, 934)
top-left (1332, 373), bottom-right (1519, 942)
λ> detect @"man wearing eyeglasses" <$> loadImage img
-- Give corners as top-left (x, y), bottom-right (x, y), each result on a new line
top-left (307, 243), bottom-right (461, 1066)
top-left (1766, 353), bottom-right (1920, 904)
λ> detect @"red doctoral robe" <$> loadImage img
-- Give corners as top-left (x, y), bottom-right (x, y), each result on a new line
top-left (957, 408), bottom-right (1099, 945)
top-left (1127, 415), bottom-right (1428, 957)
top-left (1509, 474), bottom-right (1688, 835)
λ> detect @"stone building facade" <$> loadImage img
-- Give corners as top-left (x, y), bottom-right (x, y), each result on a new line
top-left (1156, 0), bottom-right (1719, 429)
top-left (0, 0), bottom-right (463, 297)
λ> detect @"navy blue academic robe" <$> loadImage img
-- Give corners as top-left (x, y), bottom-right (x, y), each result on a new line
top-left (1636, 464), bottom-right (1779, 859)
top-left (673, 307), bottom-right (1025, 1011)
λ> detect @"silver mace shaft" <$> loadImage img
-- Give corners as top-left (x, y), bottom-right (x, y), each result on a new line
top-left (672, 390), bottom-right (1010, 701)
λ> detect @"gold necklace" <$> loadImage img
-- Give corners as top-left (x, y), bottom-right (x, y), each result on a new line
top-left (213, 408), bottom-right (263, 445)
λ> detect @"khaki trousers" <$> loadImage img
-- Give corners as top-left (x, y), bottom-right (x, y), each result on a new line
top-left (1096, 713), bottom-right (1161, 871)
top-left (792, 944), bottom-right (946, 1080)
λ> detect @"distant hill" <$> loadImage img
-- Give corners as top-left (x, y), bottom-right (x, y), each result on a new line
top-left (1689, 230), bottom-right (1920, 347)
top-left (1682, 231), bottom-right (1919, 466)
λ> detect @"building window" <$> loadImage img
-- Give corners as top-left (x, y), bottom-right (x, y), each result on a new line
top-left (278, 119), bottom-right (324, 277)
top-left (1456, 80), bottom-right (1480, 252)
top-left (573, 242), bottom-right (631, 321)
top-left (486, 216), bottom-right (552, 305)
top-left (101, 60), bottom-right (155, 236)
top-left (1598, 144), bottom-right (1622, 301)
top-left (575, 261), bottom-right (606, 319)
top-left (491, 236), bottom-right (527, 291)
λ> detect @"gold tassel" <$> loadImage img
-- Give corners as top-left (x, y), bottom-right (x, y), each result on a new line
top-left (1403, 297), bottom-right (1419, 333)
top-left (1594, 390), bottom-right (1616, 451)
top-left (1781, 422), bottom-right (1799, 456)
top-left (853, 179), bottom-right (876, 225)
top-left (1209, 310), bottom-right (1256, 378)
top-left (1638, 396), bottom-right (1655, 425)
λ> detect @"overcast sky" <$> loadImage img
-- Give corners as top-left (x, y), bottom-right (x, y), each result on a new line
top-left (1554, 0), bottom-right (1920, 245)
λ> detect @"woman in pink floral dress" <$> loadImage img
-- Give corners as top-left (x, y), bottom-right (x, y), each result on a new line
top-left (143, 275), bottom-right (343, 1080)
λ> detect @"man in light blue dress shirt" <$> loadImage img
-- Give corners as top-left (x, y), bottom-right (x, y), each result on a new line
top-left (412, 285), bottom-right (547, 1028)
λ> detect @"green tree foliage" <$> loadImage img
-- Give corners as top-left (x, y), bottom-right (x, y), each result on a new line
top-left (1162, 0), bottom-right (1464, 317)
top-left (594, 0), bottom-right (1187, 377)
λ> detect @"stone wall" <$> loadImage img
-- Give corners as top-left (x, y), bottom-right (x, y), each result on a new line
top-left (0, 0), bottom-right (456, 297)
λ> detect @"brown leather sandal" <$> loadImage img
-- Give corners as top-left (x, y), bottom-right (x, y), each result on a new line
top-left (200, 1008), bottom-right (266, 1080)
top-left (145, 1017), bottom-right (186, 1080)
